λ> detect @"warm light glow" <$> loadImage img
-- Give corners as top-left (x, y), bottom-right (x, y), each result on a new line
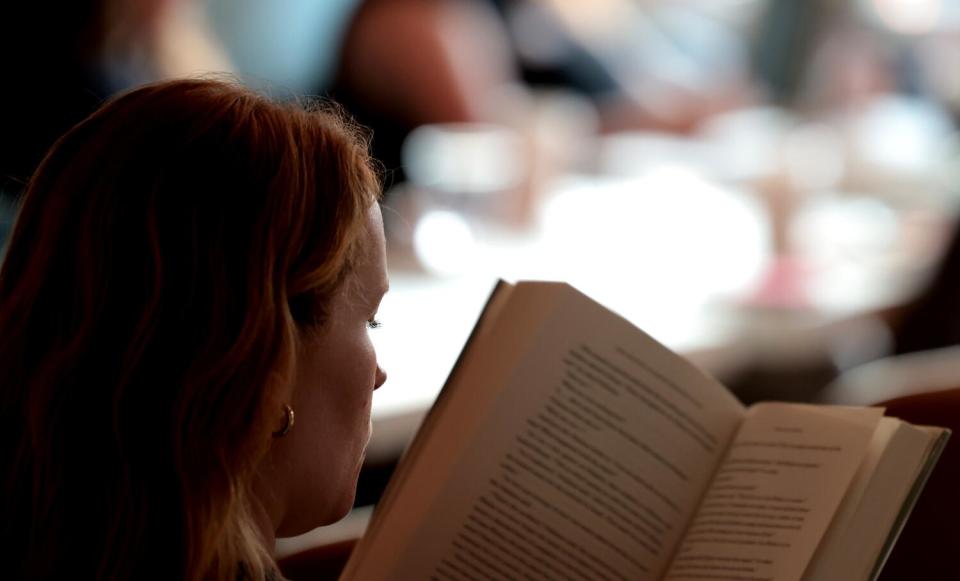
top-left (871, 0), bottom-right (942, 34)
top-left (413, 210), bottom-right (477, 277)
top-left (538, 167), bottom-right (770, 346)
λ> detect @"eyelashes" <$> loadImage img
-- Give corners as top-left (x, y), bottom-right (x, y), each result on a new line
top-left (367, 317), bottom-right (382, 330)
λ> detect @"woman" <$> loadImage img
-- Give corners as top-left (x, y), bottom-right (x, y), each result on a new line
top-left (0, 78), bottom-right (388, 580)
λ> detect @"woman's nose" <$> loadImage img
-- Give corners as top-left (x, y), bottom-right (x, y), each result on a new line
top-left (374, 364), bottom-right (387, 390)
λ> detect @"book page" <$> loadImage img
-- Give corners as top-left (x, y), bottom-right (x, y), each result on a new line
top-left (344, 281), bottom-right (550, 578)
top-left (665, 404), bottom-right (882, 581)
top-left (804, 420), bottom-right (944, 580)
top-left (344, 282), bottom-right (746, 580)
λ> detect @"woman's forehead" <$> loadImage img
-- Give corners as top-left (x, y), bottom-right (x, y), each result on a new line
top-left (349, 206), bottom-right (389, 300)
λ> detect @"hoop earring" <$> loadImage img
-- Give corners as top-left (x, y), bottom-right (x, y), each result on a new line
top-left (273, 404), bottom-right (295, 438)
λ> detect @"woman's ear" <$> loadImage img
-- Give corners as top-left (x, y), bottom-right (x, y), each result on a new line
top-left (264, 336), bottom-right (300, 438)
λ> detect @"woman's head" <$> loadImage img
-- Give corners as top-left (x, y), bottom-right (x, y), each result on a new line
top-left (264, 202), bottom-right (389, 536)
top-left (0, 78), bottom-right (385, 579)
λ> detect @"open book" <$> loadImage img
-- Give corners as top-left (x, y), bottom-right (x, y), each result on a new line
top-left (343, 281), bottom-right (949, 580)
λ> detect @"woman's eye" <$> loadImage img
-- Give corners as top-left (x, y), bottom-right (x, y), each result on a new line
top-left (367, 317), bottom-right (382, 330)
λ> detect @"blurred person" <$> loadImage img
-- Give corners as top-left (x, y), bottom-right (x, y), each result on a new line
top-left (0, 78), bottom-right (387, 580)
top-left (752, 0), bottom-right (899, 109)
top-left (751, 0), bottom-right (960, 351)
top-left (0, 0), bottom-right (230, 249)
top-left (0, 0), bottom-right (230, 196)
top-left (325, 0), bottom-right (753, 190)
top-left (1, 2), bottom-right (118, 198)
top-left (489, 0), bottom-right (755, 132)
top-left (654, 1), bottom-right (960, 410)
top-left (327, 0), bottom-right (526, 190)
top-left (752, 0), bottom-right (838, 106)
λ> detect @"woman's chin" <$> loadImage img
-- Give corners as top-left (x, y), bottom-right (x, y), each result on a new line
top-left (278, 495), bottom-right (356, 537)
top-left (324, 498), bottom-right (356, 527)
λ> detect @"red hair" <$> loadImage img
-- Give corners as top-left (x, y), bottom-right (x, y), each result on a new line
top-left (0, 78), bottom-right (379, 579)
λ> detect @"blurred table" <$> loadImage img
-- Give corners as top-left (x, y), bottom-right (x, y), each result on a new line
top-left (370, 171), bottom-right (771, 426)
top-left (370, 166), bottom-right (947, 434)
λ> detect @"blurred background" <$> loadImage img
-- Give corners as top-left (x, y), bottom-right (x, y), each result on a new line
top-left (3, 0), bottom-right (960, 544)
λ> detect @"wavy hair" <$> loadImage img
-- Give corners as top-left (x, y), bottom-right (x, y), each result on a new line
top-left (0, 78), bottom-right (380, 579)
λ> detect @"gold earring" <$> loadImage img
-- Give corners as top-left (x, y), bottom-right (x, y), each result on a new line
top-left (273, 404), bottom-right (295, 438)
